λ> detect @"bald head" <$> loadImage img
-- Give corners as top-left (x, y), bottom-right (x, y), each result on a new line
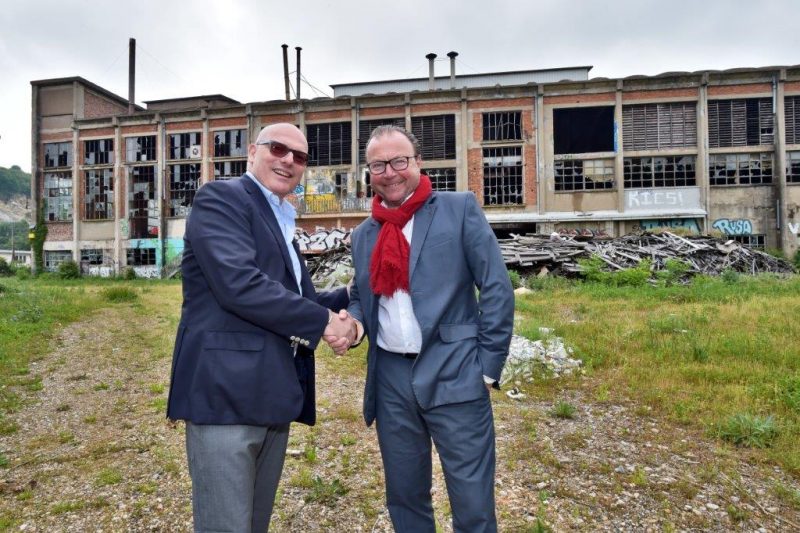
top-left (247, 122), bottom-right (309, 198)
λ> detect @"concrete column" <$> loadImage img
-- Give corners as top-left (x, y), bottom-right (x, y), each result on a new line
top-left (404, 93), bottom-right (411, 131)
top-left (615, 80), bottom-right (624, 214)
top-left (157, 114), bottom-right (166, 273)
top-left (775, 69), bottom-right (789, 252)
top-left (30, 84), bottom-right (39, 273)
top-left (697, 73), bottom-right (710, 233)
top-left (113, 118), bottom-right (122, 272)
top-left (458, 87), bottom-right (468, 192)
top-left (71, 125), bottom-right (79, 262)
top-left (535, 85), bottom-right (545, 214)
top-left (351, 97), bottom-right (359, 175)
top-left (201, 109), bottom-right (210, 184)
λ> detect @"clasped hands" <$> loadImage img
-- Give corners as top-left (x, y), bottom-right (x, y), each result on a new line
top-left (323, 310), bottom-right (359, 356)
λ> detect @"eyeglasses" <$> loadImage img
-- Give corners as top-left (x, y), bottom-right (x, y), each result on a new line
top-left (367, 156), bottom-right (415, 175)
top-left (256, 140), bottom-right (309, 166)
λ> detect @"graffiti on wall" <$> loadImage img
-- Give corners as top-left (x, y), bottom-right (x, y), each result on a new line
top-left (635, 218), bottom-right (701, 234)
top-left (625, 187), bottom-right (701, 211)
top-left (711, 218), bottom-right (753, 236)
top-left (296, 228), bottom-right (351, 253)
top-left (788, 222), bottom-right (799, 235)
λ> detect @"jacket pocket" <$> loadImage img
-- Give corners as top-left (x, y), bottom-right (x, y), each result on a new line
top-left (438, 323), bottom-right (479, 343)
top-left (202, 331), bottom-right (265, 351)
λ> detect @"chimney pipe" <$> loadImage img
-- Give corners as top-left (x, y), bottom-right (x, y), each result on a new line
top-left (426, 53), bottom-right (437, 91)
top-left (282, 44), bottom-right (290, 100)
top-left (295, 46), bottom-right (302, 101)
top-left (447, 51), bottom-right (458, 89)
top-left (128, 38), bottom-right (136, 115)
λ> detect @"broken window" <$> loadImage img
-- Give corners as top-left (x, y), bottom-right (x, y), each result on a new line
top-left (84, 168), bottom-right (114, 220)
top-left (622, 103), bottom-right (697, 150)
top-left (84, 139), bottom-right (114, 165)
top-left (127, 247), bottom-right (156, 266)
top-left (708, 98), bottom-right (773, 148)
top-left (169, 132), bottom-right (202, 159)
top-left (425, 168), bottom-right (457, 192)
top-left (361, 172), bottom-right (374, 199)
top-left (44, 250), bottom-right (73, 271)
top-left (554, 107), bottom-right (615, 155)
top-left (80, 248), bottom-right (106, 265)
top-left (167, 163), bottom-right (200, 216)
top-left (731, 234), bottom-right (765, 249)
top-left (708, 153), bottom-right (773, 186)
top-left (334, 172), bottom-right (348, 198)
top-left (788, 151), bottom-right (800, 184)
top-left (411, 115), bottom-right (456, 160)
top-left (44, 142), bottom-right (73, 168)
top-left (43, 171), bottom-right (72, 221)
top-left (214, 129), bottom-right (247, 157)
top-left (126, 136), bottom-right (156, 162)
top-left (129, 165), bottom-right (157, 238)
top-left (554, 159), bottom-right (615, 191)
top-left (307, 122), bottom-right (352, 166)
top-left (786, 96), bottom-right (800, 145)
top-left (483, 112), bottom-right (522, 141)
top-left (623, 156), bottom-right (696, 188)
top-left (359, 118), bottom-right (405, 163)
top-left (214, 160), bottom-right (247, 181)
top-left (483, 147), bottom-right (523, 204)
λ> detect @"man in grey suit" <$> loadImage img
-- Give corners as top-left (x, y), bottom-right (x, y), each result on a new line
top-left (347, 125), bottom-right (514, 532)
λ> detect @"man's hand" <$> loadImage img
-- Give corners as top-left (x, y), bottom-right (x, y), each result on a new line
top-left (323, 309), bottom-right (357, 356)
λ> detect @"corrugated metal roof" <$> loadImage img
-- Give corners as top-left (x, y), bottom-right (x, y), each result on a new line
top-left (331, 67), bottom-right (592, 97)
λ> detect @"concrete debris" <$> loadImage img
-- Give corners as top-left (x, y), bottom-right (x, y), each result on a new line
top-left (500, 231), bottom-right (795, 278)
top-left (306, 245), bottom-right (353, 289)
top-left (501, 332), bottom-right (583, 386)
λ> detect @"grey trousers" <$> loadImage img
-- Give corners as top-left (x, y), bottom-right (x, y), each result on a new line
top-left (375, 348), bottom-right (498, 533)
top-left (185, 422), bottom-right (290, 533)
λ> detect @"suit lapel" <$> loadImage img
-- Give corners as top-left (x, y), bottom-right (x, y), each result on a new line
top-left (409, 195), bottom-right (436, 281)
top-left (241, 176), bottom-right (296, 284)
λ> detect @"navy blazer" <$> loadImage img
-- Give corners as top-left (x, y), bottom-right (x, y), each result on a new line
top-left (167, 175), bottom-right (348, 426)
top-left (348, 192), bottom-right (514, 425)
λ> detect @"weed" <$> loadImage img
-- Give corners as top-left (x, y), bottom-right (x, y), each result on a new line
top-left (94, 382), bottom-right (110, 391)
top-left (83, 415), bottom-right (97, 424)
top-left (289, 467), bottom-right (314, 488)
top-left (508, 269), bottom-right (522, 289)
top-left (631, 466), bottom-right (648, 487)
top-left (340, 434), bottom-right (357, 446)
top-left (56, 403), bottom-right (71, 412)
top-left (149, 383), bottom-right (165, 395)
top-left (58, 431), bottom-right (75, 444)
top-left (772, 482), bottom-right (800, 510)
top-left (550, 401), bottom-right (577, 419)
top-left (305, 476), bottom-right (349, 505)
top-left (726, 504), bottom-right (749, 523)
top-left (718, 413), bottom-right (778, 448)
top-left (96, 468), bottom-right (123, 486)
top-left (57, 260), bottom-right (80, 279)
top-left (303, 443), bottom-right (317, 464)
top-left (0, 453), bottom-right (7, 467)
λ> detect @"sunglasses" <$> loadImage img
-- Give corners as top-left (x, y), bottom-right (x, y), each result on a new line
top-left (256, 140), bottom-right (309, 166)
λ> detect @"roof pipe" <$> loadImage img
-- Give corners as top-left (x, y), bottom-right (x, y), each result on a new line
top-left (282, 44), bottom-right (290, 100)
top-left (447, 51), bottom-right (458, 89)
top-left (426, 53), bottom-right (437, 91)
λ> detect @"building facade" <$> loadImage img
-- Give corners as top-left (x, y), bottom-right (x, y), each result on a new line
top-left (30, 64), bottom-right (800, 276)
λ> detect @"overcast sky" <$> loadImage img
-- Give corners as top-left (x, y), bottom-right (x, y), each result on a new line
top-left (1, 0), bottom-right (798, 172)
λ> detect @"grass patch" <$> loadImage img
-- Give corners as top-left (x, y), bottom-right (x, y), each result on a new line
top-left (101, 286), bottom-right (139, 303)
top-left (96, 467), bottom-right (123, 486)
top-left (717, 413), bottom-right (778, 448)
top-left (305, 476), bottom-right (348, 505)
top-left (549, 401), bottom-right (577, 419)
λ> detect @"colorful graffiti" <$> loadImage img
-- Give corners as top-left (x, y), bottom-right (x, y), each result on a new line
top-left (635, 219), bottom-right (700, 234)
top-left (711, 218), bottom-right (753, 236)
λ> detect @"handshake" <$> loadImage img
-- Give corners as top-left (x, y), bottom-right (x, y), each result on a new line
top-left (323, 310), bottom-right (359, 356)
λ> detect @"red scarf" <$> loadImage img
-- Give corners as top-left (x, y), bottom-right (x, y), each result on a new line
top-left (369, 174), bottom-right (433, 297)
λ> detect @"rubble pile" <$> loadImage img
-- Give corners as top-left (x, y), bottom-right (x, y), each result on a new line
top-left (500, 331), bottom-right (583, 387)
top-left (306, 246), bottom-right (353, 289)
top-left (500, 232), bottom-right (796, 277)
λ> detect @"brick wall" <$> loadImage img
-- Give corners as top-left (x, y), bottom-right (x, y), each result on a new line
top-left (708, 83), bottom-right (771, 97)
top-left (84, 91), bottom-right (127, 119)
top-left (46, 222), bottom-right (72, 240)
top-left (544, 93), bottom-right (615, 105)
top-left (623, 88), bottom-right (698, 101)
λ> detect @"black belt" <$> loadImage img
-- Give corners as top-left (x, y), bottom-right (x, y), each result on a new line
top-left (379, 347), bottom-right (418, 359)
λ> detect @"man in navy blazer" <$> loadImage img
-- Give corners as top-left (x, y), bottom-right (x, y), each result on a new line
top-left (347, 125), bottom-right (514, 532)
top-left (167, 123), bottom-right (356, 532)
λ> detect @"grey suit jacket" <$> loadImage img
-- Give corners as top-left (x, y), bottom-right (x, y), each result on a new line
top-left (348, 192), bottom-right (514, 425)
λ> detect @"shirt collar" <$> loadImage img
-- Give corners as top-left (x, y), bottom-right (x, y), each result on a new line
top-left (246, 171), bottom-right (296, 219)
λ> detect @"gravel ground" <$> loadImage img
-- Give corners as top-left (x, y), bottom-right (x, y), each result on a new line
top-left (1, 300), bottom-right (800, 532)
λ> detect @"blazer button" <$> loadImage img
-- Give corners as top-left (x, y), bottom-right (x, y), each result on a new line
top-left (303, 340), bottom-right (310, 346)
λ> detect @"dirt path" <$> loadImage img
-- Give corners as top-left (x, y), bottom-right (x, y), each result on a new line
top-left (2, 290), bottom-right (799, 531)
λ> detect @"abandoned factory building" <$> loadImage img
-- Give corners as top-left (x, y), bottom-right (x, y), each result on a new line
top-left (30, 57), bottom-right (800, 277)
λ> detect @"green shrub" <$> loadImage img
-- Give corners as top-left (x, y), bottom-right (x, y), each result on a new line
top-left (550, 401), bottom-right (577, 419)
top-left (577, 255), bottom-right (609, 284)
top-left (526, 275), bottom-right (572, 291)
top-left (58, 260), bottom-right (80, 279)
top-left (508, 269), bottom-right (522, 289)
top-left (718, 413), bottom-right (778, 448)
top-left (721, 269), bottom-right (740, 284)
top-left (613, 259), bottom-right (652, 287)
top-left (123, 267), bottom-right (136, 280)
top-left (656, 258), bottom-right (691, 287)
top-left (14, 265), bottom-right (31, 279)
top-left (0, 258), bottom-right (12, 277)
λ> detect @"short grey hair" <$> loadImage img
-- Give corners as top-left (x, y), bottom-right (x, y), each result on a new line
top-left (367, 125), bottom-right (420, 157)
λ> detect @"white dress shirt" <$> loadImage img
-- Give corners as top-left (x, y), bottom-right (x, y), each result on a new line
top-left (376, 216), bottom-right (423, 353)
